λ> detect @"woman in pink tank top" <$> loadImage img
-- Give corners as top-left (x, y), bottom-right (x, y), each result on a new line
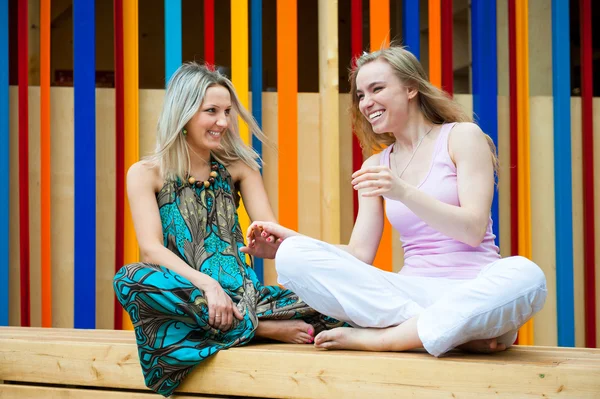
top-left (242, 46), bottom-right (546, 357)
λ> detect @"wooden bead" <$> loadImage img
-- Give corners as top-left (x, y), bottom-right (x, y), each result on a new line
top-left (204, 181), bottom-right (210, 188)
top-left (211, 164), bottom-right (218, 171)
top-left (188, 176), bottom-right (196, 185)
top-left (208, 177), bottom-right (215, 184)
top-left (210, 171), bottom-right (218, 178)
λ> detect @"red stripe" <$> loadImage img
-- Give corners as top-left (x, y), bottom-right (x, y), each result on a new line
top-left (204, 0), bottom-right (215, 66)
top-left (351, 0), bottom-right (362, 221)
top-left (114, 0), bottom-right (125, 330)
top-left (18, 0), bottom-right (30, 327)
top-left (441, 0), bottom-right (453, 95)
top-left (580, 0), bottom-right (596, 348)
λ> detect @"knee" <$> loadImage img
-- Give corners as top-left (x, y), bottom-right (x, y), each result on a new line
top-left (514, 256), bottom-right (546, 289)
top-left (275, 236), bottom-right (322, 279)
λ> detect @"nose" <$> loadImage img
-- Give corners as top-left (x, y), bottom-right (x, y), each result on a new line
top-left (216, 114), bottom-right (228, 128)
top-left (361, 94), bottom-right (374, 113)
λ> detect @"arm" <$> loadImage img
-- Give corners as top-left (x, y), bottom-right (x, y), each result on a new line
top-left (342, 154), bottom-right (387, 264)
top-left (234, 162), bottom-right (278, 223)
top-left (127, 162), bottom-right (242, 329)
top-left (352, 123), bottom-right (494, 247)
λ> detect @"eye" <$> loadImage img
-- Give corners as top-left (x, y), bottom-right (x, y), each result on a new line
top-left (373, 86), bottom-right (383, 93)
top-left (205, 108), bottom-right (216, 113)
top-left (225, 109), bottom-right (231, 116)
top-left (357, 93), bottom-right (364, 101)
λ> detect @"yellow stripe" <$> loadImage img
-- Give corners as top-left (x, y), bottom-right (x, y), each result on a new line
top-left (122, 0), bottom-right (139, 331)
top-left (231, 0), bottom-right (250, 252)
top-left (516, 0), bottom-right (533, 345)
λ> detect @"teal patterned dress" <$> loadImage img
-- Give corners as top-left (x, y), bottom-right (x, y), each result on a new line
top-left (113, 160), bottom-right (342, 397)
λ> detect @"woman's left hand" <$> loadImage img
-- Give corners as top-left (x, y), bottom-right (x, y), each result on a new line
top-left (351, 165), bottom-right (406, 201)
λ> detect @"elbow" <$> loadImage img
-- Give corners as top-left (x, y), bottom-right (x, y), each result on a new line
top-left (140, 245), bottom-right (161, 264)
top-left (463, 221), bottom-right (487, 248)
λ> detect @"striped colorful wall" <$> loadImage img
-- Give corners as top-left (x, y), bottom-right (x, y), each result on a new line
top-left (2, 0), bottom-right (599, 349)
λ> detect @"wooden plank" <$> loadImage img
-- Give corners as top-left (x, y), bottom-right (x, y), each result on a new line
top-left (530, 96), bottom-right (558, 346)
top-left (318, 0), bottom-right (340, 244)
top-left (28, 87), bottom-right (41, 328)
top-left (297, 93), bottom-right (321, 240)
top-left (339, 94), bottom-right (354, 245)
top-left (498, 96), bottom-right (512, 258)
top-left (0, 384), bottom-right (215, 398)
top-left (261, 92), bottom-right (278, 286)
top-left (95, 88), bottom-right (116, 330)
top-left (1, 334), bottom-right (599, 398)
top-left (8, 87), bottom-right (20, 327)
top-left (594, 98), bottom-right (600, 348)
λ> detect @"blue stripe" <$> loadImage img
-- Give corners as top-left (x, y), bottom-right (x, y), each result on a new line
top-left (251, 0), bottom-right (263, 283)
top-left (552, 0), bottom-right (574, 347)
top-left (0, 0), bottom-right (9, 326)
top-left (73, 0), bottom-right (96, 329)
top-left (402, 0), bottom-right (419, 59)
top-left (165, 0), bottom-right (182, 84)
top-left (471, 0), bottom-right (499, 246)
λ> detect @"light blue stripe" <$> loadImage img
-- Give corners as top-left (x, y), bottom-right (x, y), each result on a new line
top-left (402, 0), bottom-right (419, 59)
top-left (251, 0), bottom-right (263, 283)
top-left (471, 0), bottom-right (499, 246)
top-left (165, 0), bottom-right (182, 84)
top-left (73, 0), bottom-right (96, 329)
top-left (0, 0), bottom-right (9, 326)
top-left (552, 0), bottom-right (574, 347)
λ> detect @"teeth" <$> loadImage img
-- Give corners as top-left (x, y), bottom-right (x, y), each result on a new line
top-left (369, 110), bottom-right (384, 120)
top-left (208, 130), bottom-right (221, 137)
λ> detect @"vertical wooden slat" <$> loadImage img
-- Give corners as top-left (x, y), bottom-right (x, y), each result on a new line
top-left (251, 0), bottom-right (264, 282)
top-left (508, 0), bottom-right (519, 258)
top-left (318, 0), bottom-right (340, 244)
top-left (73, 0), bottom-right (96, 329)
top-left (428, 0), bottom-right (441, 88)
top-left (204, 0), bottom-right (215, 65)
top-left (440, 0), bottom-right (453, 95)
top-left (402, 0), bottom-right (420, 58)
top-left (18, 0), bottom-right (31, 327)
top-left (551, 0), bottom-right (574, 347)
top-left (471, 0), bottom-right (499, 247)
top-left (579, 0), bottom-right (596, 348)
top-left (277, 0), bottom-right (298, 231)
top-left (0, 0), bottom-right (8, 326)
top-left (122, 0), bottom-right (139, 330)
top-left (165, 0), bottom-right (182, 83)
top-left (40, 0), bottom-right (52, 327)
top-left (113, 0), bottom-right (124, 330)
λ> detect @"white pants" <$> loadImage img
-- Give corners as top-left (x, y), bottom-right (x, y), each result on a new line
top-left (275, 236), bottom-right (547, 357)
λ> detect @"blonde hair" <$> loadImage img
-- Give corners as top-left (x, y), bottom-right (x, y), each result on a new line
top-left (146, 62), bottom-right (267, 181)
top-left (349, 46), bottom-right (498, 174)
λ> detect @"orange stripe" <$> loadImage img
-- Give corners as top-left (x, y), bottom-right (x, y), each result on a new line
top-left (122, 0), bottom-right (139, 330)
top-left (40, 0), bottom-right (52, 327)
top-left (277, 0), bottom-right (298, 230)
top-left (369, 0), bottom-right (392, 271)
top-left (369, 0), bottom-right (390, 50)
top-left (516, 0), bottom-right (533, 344)
top-left (428, 0), bottom-right (442, 88)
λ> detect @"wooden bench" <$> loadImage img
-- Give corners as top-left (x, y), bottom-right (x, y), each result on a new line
top-left (0, 327), bottom-right (599, 398)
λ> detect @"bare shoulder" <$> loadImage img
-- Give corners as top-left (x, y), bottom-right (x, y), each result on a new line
top-left (362, 152), bottom-right (382, 168)
top-left (127, 160), bottom-right (162, 192)
top-left (227, 159), bottom-right (258, 183)
top-left (448, 122), bottom-right (490, 160)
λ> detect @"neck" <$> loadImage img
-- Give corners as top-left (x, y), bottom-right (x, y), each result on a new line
top-left (187, 144), bottom-right (211, 172)
top-left (392, 111), bottom-right (433, 152)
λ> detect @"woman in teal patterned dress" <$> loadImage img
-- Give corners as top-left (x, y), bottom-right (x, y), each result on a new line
top-left (113, 62), bottom-right (342, 397)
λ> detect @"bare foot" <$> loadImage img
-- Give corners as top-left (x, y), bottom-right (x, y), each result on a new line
top-left (255, 320), bottom-right (314, 344)
top-left (458, 338), bottom-right (507, 353)
top-left (314, 317), bottom-right (423, 352)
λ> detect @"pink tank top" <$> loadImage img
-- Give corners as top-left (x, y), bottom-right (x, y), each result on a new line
top-left (380, 123), bottom-right (500, 279)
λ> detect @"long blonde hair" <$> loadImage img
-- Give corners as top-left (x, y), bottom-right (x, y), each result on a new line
top-left (146, 62), bottom-right (267, 181)
top-left (349, 46), bottom-right (498, 173)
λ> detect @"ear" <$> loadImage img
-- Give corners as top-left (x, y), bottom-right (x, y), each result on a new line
top-left (407, 86), bottom-right (418, 100)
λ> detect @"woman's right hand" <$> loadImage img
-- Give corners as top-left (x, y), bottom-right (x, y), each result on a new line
top-left (193, 274), bottom-right (244, 331)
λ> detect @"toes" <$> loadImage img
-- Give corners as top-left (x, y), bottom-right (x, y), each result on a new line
top-left (314, 331), bottom-right (329, 345)
top-left (307, 326), bottom-right (315, 337)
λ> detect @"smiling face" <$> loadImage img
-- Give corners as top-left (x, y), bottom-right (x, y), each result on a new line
top-left (184, 85), bottom-right (232, 152)
top-left (355, 59), bottom-right (416, 135)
